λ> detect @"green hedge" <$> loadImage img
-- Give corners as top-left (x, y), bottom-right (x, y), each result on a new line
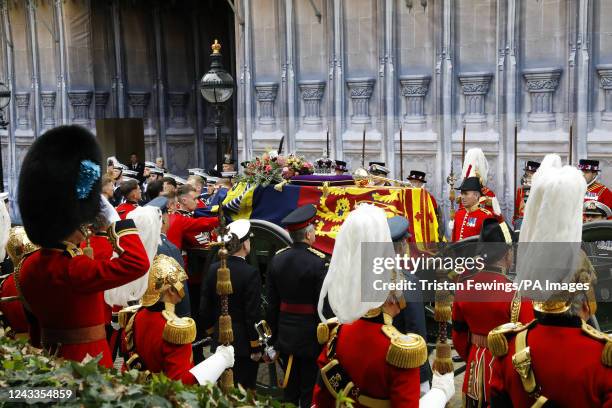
top-left (0, 336), bottom-right (290, 407)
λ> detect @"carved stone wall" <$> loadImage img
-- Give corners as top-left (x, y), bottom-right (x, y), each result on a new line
top-left (234, 0), bottom-right (612, 226)
top-left (2, 0), bottom-right (612, 227)
top-left (0, 0), bottom-right (235, 204)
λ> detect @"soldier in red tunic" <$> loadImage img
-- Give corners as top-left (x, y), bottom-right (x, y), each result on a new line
top-left (512, 160), bottom-right (540, 229)
top-left (0, 227), bottom-right (38, 339)
top-left (167, 186), bottom-right (218, 252)
top-left (460, 148), bottom-right (500, 215)
top-left (452, 219), bottom-right (534, 407)
top-left (488, 156), bottom-right (612, 407)
top-left (452, 177), bottom-right (496, 241)
top-left (122, 254), bottom-right (234, 384)
top-left (312, 204), bottom-right (455, 408)
top-left (579, 159), bottom-right (612, 217)
top-left (116, 179), bottom-right (141, 219)
top-left (15, 125), bottom-right (150, 368)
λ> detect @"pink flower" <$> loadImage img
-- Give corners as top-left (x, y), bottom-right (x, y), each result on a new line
top-left (265, 165), bottom-right (272, 172)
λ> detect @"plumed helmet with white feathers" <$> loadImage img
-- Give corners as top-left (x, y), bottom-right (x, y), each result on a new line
top-left (461, 148), bottom-right (489, 186)
top-left (317, 204), bottom-right (396, 324)
top-left (516, 155), bottom-right (594, 313)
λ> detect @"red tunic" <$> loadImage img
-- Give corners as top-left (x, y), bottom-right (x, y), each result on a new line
top-left (513, 186), bottom-right (527, 224)
top-left (0, 274), bottom-right (29, 334)
top-left (452, 205), bottom-right (495, 241)
top-left (452, 270), bottom-right (534, 403)
top-left (129, 307), bottom-right (196, 384)
top-left (490, 314), bottom-right (612, 407)
top-left (167, 212), bottom-right (218, 284)
top-left (312, 318), bottom-right (421, 408)
top-left (585, 182), bottom-right (612, 218)
top-left (166, 213), bottom-right (218, 251)
top-left (86, 234), bottom-right (115, 260)
top-left (17, 219), bottom-right (149, 368)
top-left (116, 202), bottom-right (138, 220)
top-left (80, 233), bottom-right (115, 324)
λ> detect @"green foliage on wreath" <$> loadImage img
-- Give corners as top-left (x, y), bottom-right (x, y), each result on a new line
top-left (0, 336), bottom-right (290, 407)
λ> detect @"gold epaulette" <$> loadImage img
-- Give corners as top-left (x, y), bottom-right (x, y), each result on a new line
top-left (161, 310), bottom-right (196, 345)
top-left (480, 207), bottom-right (492, 215)
top-left (118, 304), bottom-right (142, 329)
top-left (275, 247), bottom-right (290, 255)
top-left (381, 325), bottom-right (427, 369)
top-left (581, 320), bottom-right (612, 367)
top-left (488, 320), bottom-right (535, 357)
top-left (317, 317), bottom-right (339, 345)
top-left (307, 247), bottom-right (326, 259)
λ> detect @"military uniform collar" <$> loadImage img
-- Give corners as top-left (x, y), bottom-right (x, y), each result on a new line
top-left (535, 311), bottom-right (582, 328)
top-left (292, 242), bottom-right (310, 249)
top-left (361, 313), bottom-right (386, 325)
top-left (145, 302), bottom-right (166, 312)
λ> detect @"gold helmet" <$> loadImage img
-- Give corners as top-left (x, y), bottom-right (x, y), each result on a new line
top-left (141, 254), bottom-right (188, 307)
top-left (6, 226), bottom-right (38, 265)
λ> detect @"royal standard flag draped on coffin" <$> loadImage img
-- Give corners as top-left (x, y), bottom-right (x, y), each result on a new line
top-left (222, 182), bottom-right (440, 254)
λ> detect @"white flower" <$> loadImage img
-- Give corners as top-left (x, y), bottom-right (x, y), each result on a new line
top-left (268, 150), bottom-right (278, 160)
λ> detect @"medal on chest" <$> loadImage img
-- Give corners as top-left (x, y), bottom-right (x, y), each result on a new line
top-left (466, 217), bottom-right (477, 227)
top-left (585, 191), bottom-right (599, 201)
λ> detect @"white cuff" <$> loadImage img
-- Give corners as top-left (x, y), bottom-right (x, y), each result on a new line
top-left (419, 388), bottom-right (449, 408)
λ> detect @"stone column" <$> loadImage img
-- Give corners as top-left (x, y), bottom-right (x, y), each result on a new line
top-left (346, 78), bottom-right (375, 125)
top-left (67, 91), bottom-right (93, 127)
top-left (168, 92), bottom-right (189, 129)
top-left (597, 64), bottom-right (612, 127)
top-left (127, 92), bottom-right (151, 127)
top-left (15, 92), bottom-right (30, 131)
top-left (458, 72), bottom-right (493, 131)
top-left (298, 80), bottom-right (325, 130)
top-left (95, 92), bottom-right (110, 119)
top-left (254, 82), bottom-right (278, 130)
top-left (399, 75), bottom-right (430, 131)
top-left (40, 91), bottom-right (57, 130)
top-left (523, 68), bottom-right (562, 131)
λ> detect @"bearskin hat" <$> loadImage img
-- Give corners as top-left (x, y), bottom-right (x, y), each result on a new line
top-left (18, 126), bottom-right (102, 247)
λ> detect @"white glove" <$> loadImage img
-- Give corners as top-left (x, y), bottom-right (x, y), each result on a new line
top-left (100, 195), bottom-right (120, 224)
top-left (419, 371), bottom-right (455, 407)
top-left (189, 345), bottom-right (235, 385)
